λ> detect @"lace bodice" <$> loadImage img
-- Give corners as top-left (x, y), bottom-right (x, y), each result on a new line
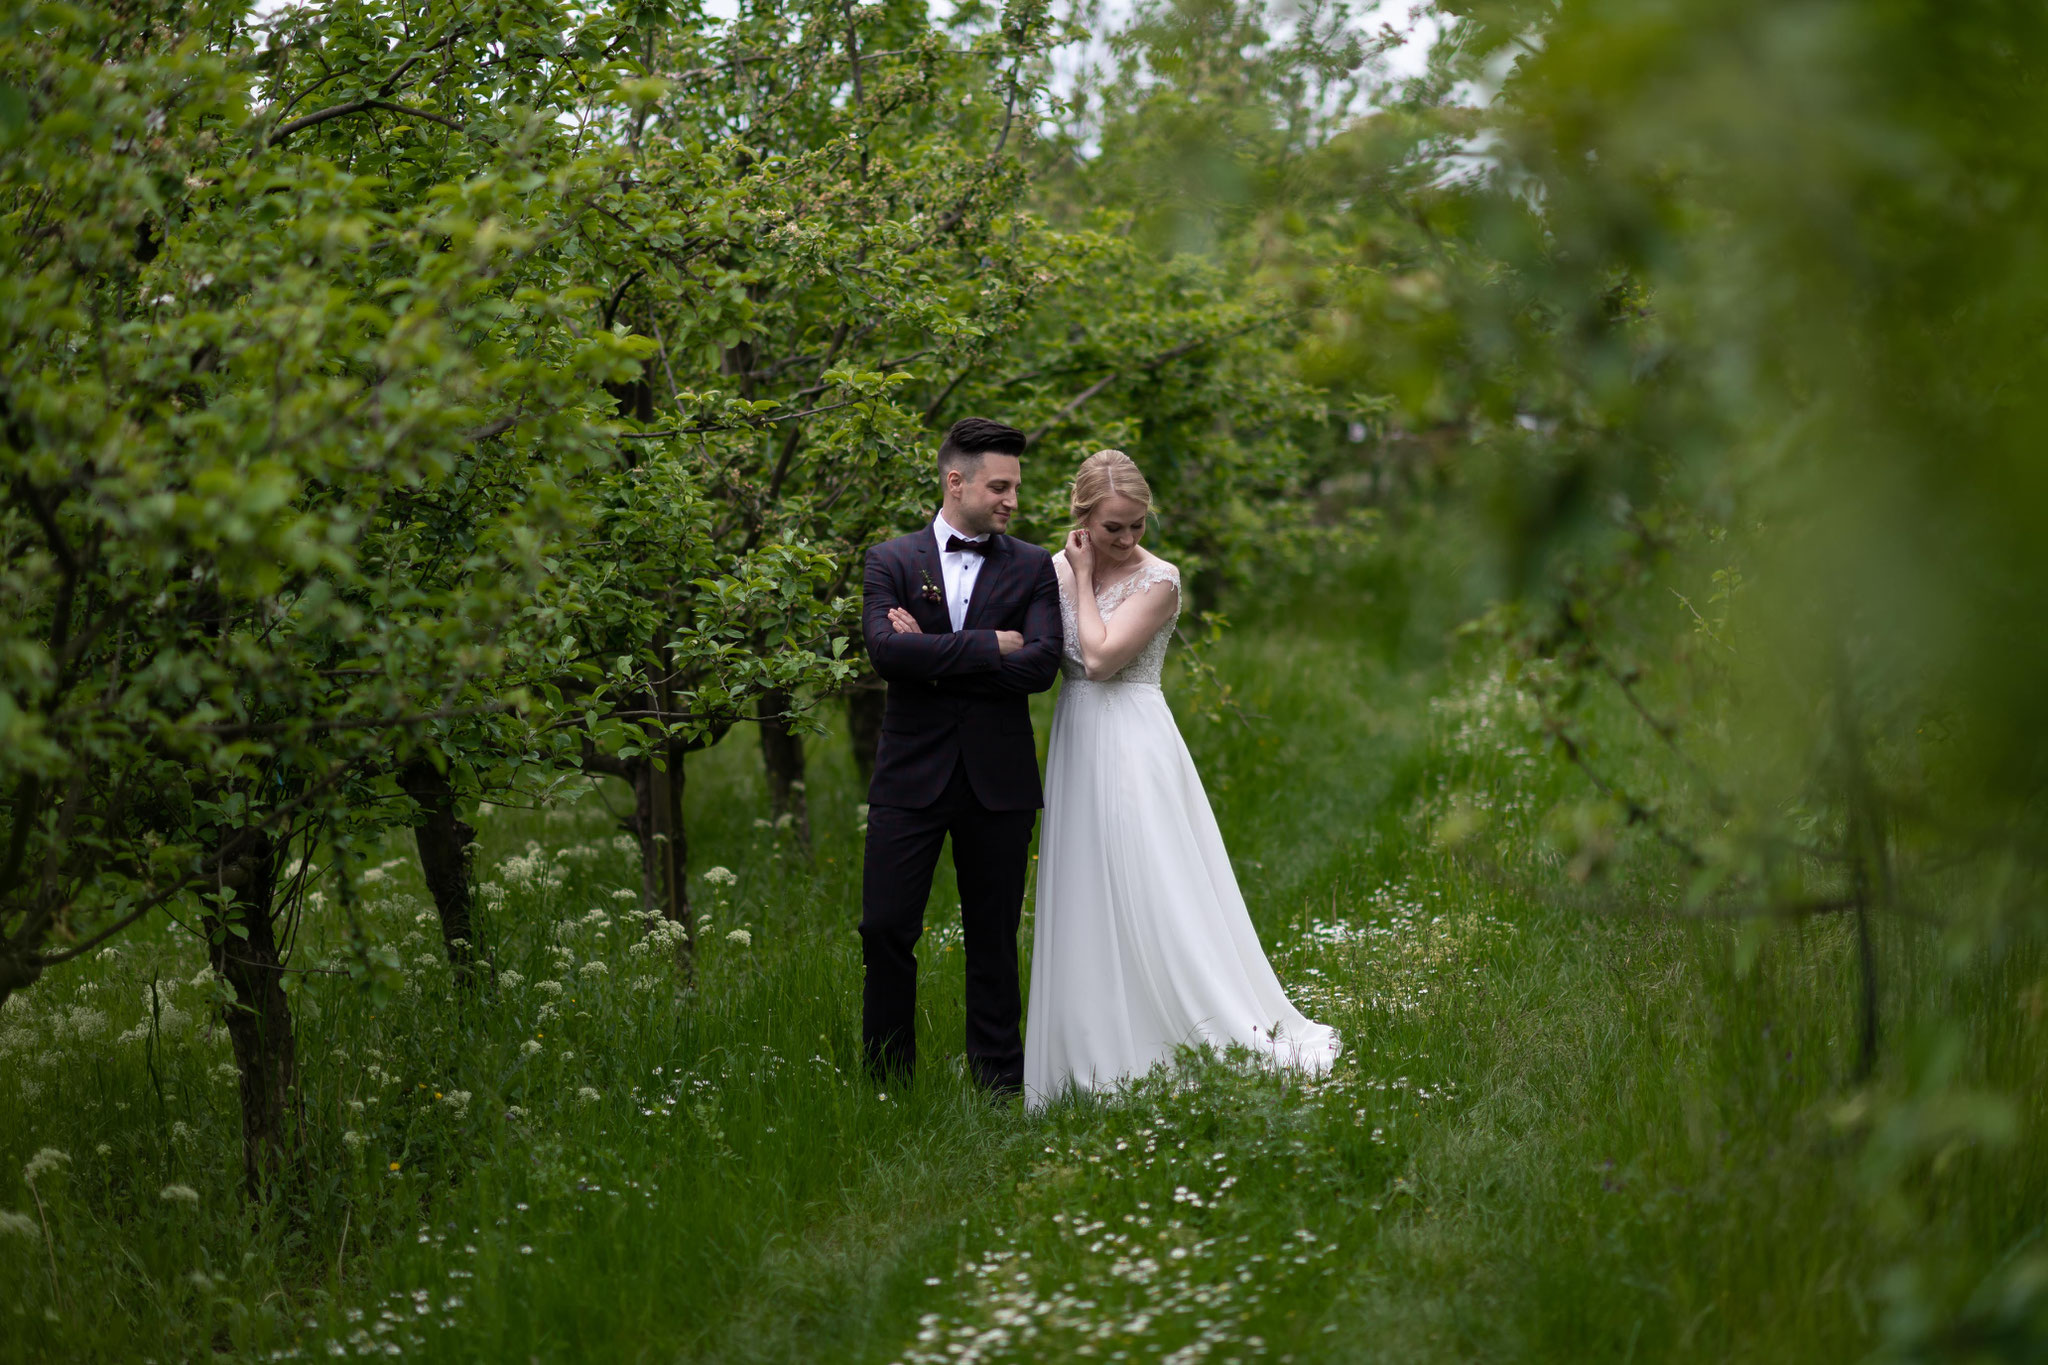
top-left (1057, 556), bottom-right (1182, 685)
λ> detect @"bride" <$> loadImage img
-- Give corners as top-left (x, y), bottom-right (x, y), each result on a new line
top-left (1023, 449), bottom-right (1339, 1107)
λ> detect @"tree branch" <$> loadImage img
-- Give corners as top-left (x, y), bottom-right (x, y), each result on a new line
top-left (617, 396), bottom-right (865, 438)
top-left (1024, 316), bottom-right (1292, 445)
top-left (264, 97), bottom-right (466, 149)
top-left (923, 363), bottom-right (975, 427)
top-left (190, 702), bottom-right (510, 738)
top-left (461, 415), bottom-right (519, 443)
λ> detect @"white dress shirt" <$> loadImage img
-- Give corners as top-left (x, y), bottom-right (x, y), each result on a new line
top-left (932, 510), bottom-right (987, 633)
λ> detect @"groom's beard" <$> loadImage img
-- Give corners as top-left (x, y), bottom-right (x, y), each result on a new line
top-left (953, 505), bottom-right (1012, 538)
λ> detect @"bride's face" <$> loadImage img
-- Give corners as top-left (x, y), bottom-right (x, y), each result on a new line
top-left (1084, 494), bottom-right (1149, 564)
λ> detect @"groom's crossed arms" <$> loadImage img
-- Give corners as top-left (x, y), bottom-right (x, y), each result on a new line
top-left (861, 541), bottom-right (1062, 697)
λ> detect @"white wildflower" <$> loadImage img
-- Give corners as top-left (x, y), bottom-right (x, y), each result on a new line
top-left (630, 975), bottom-right (661, 993)
top-left (576, 1087), bottom-right (600, 1104)
top-left (702, 866), bottom-right (736, 888)
top-left (498, 970), bottom-right (524, 989)
top-left (136, 980), bottom-right (191, 1036)
top-left (535, 1003), bottom-right (559, 1025)
top-left (627, 939), bottom-right (651, 958)
top-left (159, 1183), bottom-right (200, 1207)
top-left (94, 1144), bottom-right (111, 1158)
top-left (534, 980), bottom-right (565, 998)
top-left (440, 1090), bottom-right (472, 1119)
top-left (0, 1211), bottom-right (39, 1241)
top-left (521, 1040), bottom-right (542, 1056)
top-left (64, 1006), bottom-right (109, 1042)
top-left (725, 929), bottom-right (752, 947)
top-left (578, 961), bottom-right (608, 978)
top-left (22, 1148), bottom-right (69, 1186)
top-left (171, 1120), bottom-right (194, 1144)
top-left (341, 1130), bottom-right (367, 1152)
top-left (212, 1062), bottom-right (238, 1081)
top-left (360, 867), bottom-right (387, 885)
top-left (187, 965), bottom-right (221, 990)
top-left (610, 888), bottom-right (638, 901)
top-left (499, 842), bottom-right (564, 892)
top-left (505, 1105), bottom-right (528, 1121)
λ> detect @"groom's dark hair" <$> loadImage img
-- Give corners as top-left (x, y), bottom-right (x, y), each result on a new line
top-left (938, 417), bottom-right (1027, 479)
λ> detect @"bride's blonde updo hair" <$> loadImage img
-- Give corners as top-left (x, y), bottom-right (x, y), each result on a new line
top-left (1069, 449), bottom-right (1155, 525)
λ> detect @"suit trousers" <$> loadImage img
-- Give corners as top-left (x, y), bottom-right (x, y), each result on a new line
top-left (860, 756), bottom-right (1036, 1093)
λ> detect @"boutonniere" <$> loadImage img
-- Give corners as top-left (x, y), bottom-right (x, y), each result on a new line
top-left (918, 568), bottom-right (942, 604)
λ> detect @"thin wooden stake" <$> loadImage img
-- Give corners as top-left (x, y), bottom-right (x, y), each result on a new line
top-left (30, 1181), bottom-right (61, 1312)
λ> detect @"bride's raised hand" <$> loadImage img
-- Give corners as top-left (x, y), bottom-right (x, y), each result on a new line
top-left (1064, 527), bottom-right (1095, 580)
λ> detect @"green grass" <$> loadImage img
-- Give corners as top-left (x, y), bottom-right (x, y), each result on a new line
top-left (2, 551), bottom-right (2043, 1362)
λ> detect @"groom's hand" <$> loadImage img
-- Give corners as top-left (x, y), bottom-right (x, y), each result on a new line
top-left (887, 607), bottom-right (923, 635)
top-left (995, 630), bottom-right (1023, 656)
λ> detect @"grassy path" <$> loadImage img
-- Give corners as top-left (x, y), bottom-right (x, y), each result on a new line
top-left (2, 559), bottom-right (2042, 1361)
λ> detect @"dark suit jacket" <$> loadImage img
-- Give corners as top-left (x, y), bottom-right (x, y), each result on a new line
top-left (863, 526), bottom-right (1062, 810)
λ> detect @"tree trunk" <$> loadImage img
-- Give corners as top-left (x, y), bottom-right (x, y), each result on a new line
top-left (208, 830), bottom-right (303, 1199)
top-left (0, 937), bottom-right (42, 1011)
top-left (757, 689), bottom-right (811, 849)
top-left (628, 745), bottom-right (694, 962)
top-left (632, 741), bottom-right (694, 976)
top-left (400, 760), bottom-right (477, 967)
top-left (1852, 894), bottom-right (1879, 1083)
top-left (657, 738), bottom-right (691, 936)
top-left (846, 674), bottom-right (885, 791)
top-left (627, 755), bottom-right (659, 912)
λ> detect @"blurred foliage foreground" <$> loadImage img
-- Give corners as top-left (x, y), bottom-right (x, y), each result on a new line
top-left (5, 0), bottom-right (2048, 1357)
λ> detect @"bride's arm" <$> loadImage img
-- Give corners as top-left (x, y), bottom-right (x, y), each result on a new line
top-left (1066, 538), bottom-right (1178, 681)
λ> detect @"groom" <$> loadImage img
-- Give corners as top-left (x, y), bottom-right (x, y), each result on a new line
top-left (860, 417), bottom-right (1062, 1097)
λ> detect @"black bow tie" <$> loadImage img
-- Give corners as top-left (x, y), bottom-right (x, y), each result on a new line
top-left (945, 535), bottom-right (992, 557)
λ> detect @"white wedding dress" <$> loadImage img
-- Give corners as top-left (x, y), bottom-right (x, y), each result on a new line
top-left (1022, 553), bottom-right (1340, 1108)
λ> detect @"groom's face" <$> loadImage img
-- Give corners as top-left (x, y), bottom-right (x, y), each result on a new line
top-left (947, 452), bottom-right (1021, 537)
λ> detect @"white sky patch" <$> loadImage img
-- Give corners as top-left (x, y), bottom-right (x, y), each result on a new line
top-left (242, 0), bottom-right (1452, 157)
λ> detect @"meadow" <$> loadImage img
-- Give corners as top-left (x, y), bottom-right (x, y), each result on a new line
top-left (2, 546), bottom-right (2042, 1363)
